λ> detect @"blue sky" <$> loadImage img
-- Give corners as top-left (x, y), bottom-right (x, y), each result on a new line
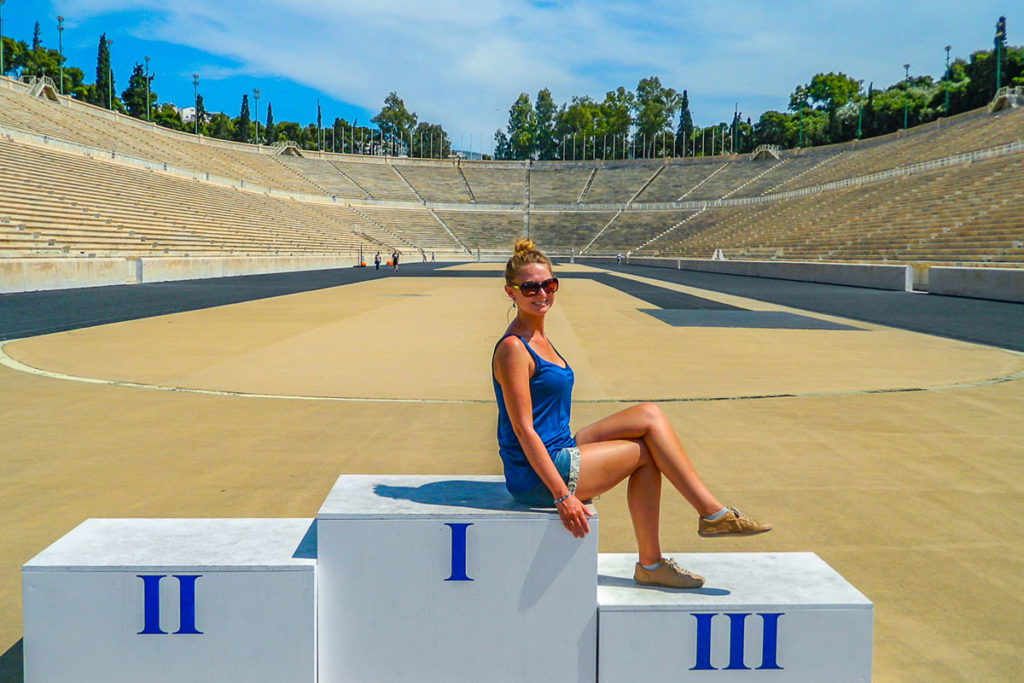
top-left (4, 1), bottom-right (1020, 155)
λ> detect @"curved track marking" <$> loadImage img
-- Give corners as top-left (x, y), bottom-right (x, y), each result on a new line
top-left (3, 341), bottom-right (1022, 405)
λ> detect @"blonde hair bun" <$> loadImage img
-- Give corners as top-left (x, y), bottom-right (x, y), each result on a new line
top-left (513, 238), bottom-right (536, 255)
top-left (504, 238), bottom-right (552, 286)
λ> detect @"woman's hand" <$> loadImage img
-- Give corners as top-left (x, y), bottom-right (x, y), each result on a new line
top-left (555, 495), bottom-right (593, 538)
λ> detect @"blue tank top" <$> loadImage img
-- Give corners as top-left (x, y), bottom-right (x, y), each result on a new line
top-left (492, 334), bottom-right (575, 493)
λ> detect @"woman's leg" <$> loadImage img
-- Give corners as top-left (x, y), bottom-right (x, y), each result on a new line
top-left (574, 439), bottom-right (663, 566)
top-left (576, 403), bottom-right (723, 517)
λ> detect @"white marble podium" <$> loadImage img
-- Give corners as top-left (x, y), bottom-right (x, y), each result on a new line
top-left (315, 474), bottom-right (598, 683)
top-left (22, 478), bottom-right (875, 682)
top-left (597, 552), bottom-right (873, 682)
top-left (22, 518), bottom-right (317, 683)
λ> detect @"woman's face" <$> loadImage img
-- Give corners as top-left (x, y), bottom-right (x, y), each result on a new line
top-left (507, 263), bottom-right (556, 316)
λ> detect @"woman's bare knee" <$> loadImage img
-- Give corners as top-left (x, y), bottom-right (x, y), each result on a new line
top-left (635, 402), bottom-right (666, 430)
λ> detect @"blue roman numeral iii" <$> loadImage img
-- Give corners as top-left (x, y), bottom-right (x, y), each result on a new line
top-left (137, 574), bottom-right (203, 635)
top-left (691, 612), bottom-right (783, 670)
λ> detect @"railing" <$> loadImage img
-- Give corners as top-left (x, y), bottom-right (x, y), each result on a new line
top-left (750, 144), bottom-right (781, 160)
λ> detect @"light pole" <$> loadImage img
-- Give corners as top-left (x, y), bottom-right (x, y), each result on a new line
top-left (144, 56), bottom-right (150, 121)
top-left (58, 16), bottom-right (65, 94)
top-left (253, 88), bottom-right (260, 144)
top-left (192, 74), bottom-right (199, 135)
top-left (944, 45), bottom-right (951, 117)
top-left (106, 38), bottom-right (113, 110)
top-left (902, 63), bottom-right (910, 130)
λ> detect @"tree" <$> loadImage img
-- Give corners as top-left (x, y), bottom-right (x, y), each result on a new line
top-left (555, 96), bottom-right (599, 160)
top-left (790, 72), bottom-right (862, 142)
top-left (752, 110), bottom-right (789, 147)
top-left (121, 63), bottom-right (152, 119)
top-left (675, 90), bottom-right (693, 155)
top-left (92, 33), bottom-right (116, 109)
top-left (372, 92), bottom-right (417, 152)
top-left (599, 87), bottom-right (634, 159)
top-left (153, 103), bottom-right (184, 131)
top-left (632, 76), bottom-right (680, 157)
top-left (195, 94), bottom-right (207, 132)
top-left (506, 93), bottom-right (537, 159)
top-left (265, 102), bottom-right (275, 143)
top-left (209, 112), bottom-right (233, 140)
top-left (535, 89), bottom-right (558, 160)
top-left (411, 122), bottom-right (451, 158)
top-left (234, 94), bottom-right (251, 143)
top-left (493, 129), bottom-right (512, 160)
top-left (1, 37), bottom-right (23, 77)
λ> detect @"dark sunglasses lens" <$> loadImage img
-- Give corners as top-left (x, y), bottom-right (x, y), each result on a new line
top-left (519, 281), bottom-right (541, 295)
top-left (542, 278), bottom-right (559, 294)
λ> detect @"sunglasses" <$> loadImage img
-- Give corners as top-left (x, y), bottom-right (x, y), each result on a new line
top-left (511, 277), bottom-right (559, 296)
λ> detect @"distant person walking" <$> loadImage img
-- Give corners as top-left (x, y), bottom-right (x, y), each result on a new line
top-left (616, 252), bottom-right (623, 266)
top-left (374, 251), bottom-right (382, 271)
top-left (392, 250), bottom-right (400, 271)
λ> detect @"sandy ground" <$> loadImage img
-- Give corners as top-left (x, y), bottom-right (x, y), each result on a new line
top-left (1, 262), bottom-right (1022, 681)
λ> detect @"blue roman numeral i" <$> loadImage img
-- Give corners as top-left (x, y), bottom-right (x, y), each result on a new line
top-left (444, 523), bottom-right (473, 581)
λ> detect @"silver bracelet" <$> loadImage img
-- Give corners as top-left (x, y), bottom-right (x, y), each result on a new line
top-left (553, 493), bottom-right (570, 505)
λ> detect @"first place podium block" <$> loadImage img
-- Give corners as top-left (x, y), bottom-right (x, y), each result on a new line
top-left (22, 518), bottom-right (317, 683)
top-left (597, 552), bottom-right (873, 682)
top-left (316, 474), bottom-right (598, 683)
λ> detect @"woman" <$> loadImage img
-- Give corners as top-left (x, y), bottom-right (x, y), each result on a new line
top-left (492, 239), bottom-right (771, 589)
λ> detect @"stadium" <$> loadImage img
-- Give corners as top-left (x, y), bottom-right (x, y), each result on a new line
top-left (1, 13), bottom-right (1024, 683)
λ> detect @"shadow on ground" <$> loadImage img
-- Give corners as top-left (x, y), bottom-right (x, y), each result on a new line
top-left (0, 639), bottom-right (22, 683)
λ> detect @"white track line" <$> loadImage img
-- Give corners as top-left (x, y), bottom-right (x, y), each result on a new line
top-left (2, 341), bottom-right (1022, 405)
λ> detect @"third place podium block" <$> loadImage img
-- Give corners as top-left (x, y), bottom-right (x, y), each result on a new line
top-left (316, 474), bottom-right (598, 683)
top-left (597, 552), bottom-right (873, 682)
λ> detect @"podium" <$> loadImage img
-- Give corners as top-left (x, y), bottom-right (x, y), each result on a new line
top-left (22, 518), bottom-right (316, 683)
top-left (316, 475), bottom-right (598, 682)
top-left (597, 553), bottom-right (873, 682)
top-left (23, 476), bottom-right (872, 681)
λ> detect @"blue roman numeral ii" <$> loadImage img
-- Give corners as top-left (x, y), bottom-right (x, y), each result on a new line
top-left (137, 574), bottom-right (203, 635)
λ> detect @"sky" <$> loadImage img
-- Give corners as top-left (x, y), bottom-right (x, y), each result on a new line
top-left (4, 1), bottom-right (1021, 155)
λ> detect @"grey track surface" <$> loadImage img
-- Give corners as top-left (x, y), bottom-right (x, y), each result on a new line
top-left (600, 264), bottom-right (1024, 351)
top-left (2, 261), bottom-right (1022, 351)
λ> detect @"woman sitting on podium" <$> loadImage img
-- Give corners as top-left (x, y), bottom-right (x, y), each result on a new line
top-left (492, 239), bottom-right (771, 589)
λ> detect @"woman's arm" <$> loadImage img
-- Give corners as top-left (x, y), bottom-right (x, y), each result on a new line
top-left (493, 337), bottom-right (592, 537)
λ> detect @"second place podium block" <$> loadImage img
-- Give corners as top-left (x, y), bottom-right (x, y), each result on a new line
top-left (316, 474), bottom-right (598, 683)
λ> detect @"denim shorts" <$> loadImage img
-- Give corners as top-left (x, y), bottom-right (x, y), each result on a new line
top-left (509, 446), bottom-right (580, 507)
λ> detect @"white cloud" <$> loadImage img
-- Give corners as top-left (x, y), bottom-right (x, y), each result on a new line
top-left (56, 0), bottom-right (1020, 134)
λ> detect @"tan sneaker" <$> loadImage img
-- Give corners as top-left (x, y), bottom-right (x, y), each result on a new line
top-left (634, 557), bottom-right (705, 589)
top-left (699, 508), bottom-right (772, 537)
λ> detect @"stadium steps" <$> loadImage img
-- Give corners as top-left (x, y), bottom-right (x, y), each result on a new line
top-left (576, 168), bottom-right (597, 203)
top-left (678, 162), bottom-right (729, 199)
top-left (391, 165), bottom-right (426, 203)
top-left (456, 166), bottom-right (477, 203)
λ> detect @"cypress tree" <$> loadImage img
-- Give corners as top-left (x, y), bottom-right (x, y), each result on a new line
top-left (675, 89), bottom-right (693, 155)
top-left (234, 94), bottom-right (251, 143)
top-left (93, 33), bottom-right (113, 108)
top-left (195, 94), bottom-right (207, 133)
top-left (265, 102), bottom-right (275, 143)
